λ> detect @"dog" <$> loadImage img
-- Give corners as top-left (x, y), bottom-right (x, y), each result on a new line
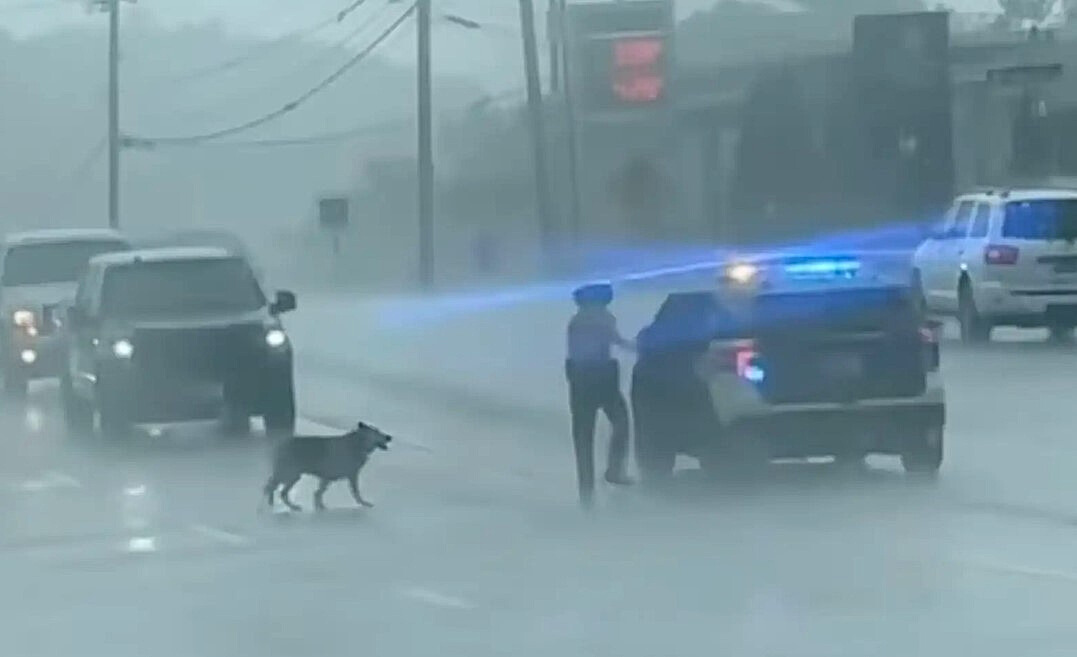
top-left (262, 421), bottom-right (392, 512)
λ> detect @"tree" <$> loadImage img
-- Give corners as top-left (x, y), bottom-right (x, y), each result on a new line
top-left (998, 0), bottom-right (1054, 22)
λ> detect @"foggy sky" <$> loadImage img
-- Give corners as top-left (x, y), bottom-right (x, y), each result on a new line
top-left (1, 0), bottom-right (1003, 92)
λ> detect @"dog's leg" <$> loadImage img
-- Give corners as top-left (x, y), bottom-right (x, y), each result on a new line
top-left (313, 479), bottom-right (330, 512)
top-left (262, 477), bottom-right (278, 510)
top-left (348, 474), bottom-right (373, 508)
top-left (279, 474), bottom-right (303, 512)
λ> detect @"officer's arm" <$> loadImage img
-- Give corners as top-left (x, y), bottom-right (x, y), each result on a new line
top-left (611, 318), bottom-right (636, 352)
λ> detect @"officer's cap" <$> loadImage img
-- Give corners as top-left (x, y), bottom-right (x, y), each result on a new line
top-left (573, 282), bottom-right (614, 305)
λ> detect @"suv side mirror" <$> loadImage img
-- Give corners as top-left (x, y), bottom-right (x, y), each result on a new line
top-left (928, 223), bottom-right (949, 240)
top-left (270, 290), bottom-right (297, 315)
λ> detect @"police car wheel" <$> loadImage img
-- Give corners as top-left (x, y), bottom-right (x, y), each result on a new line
top-left (637, 445), bottom-right (675, 484)
top-left (699, 439), bottom-right (768, 480)
top-left (901, 425), bottom-right (943, 477)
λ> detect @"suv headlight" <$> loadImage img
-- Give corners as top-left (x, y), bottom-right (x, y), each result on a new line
top-left (265, 328), bottom-right (288, 348)
top-left (112, 338), bottom-right (134, 359)
top-left (12, 309), bottom-right (34, 328)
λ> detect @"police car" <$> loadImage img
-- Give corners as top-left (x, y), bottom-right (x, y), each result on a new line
top-left (630, 254), bottom-right (945, 483)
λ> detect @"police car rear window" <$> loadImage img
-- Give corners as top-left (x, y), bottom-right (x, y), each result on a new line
top-left (752, 287), bottom-right (917, 333)
top-left (1002, 199), bottom-right (1077, 241)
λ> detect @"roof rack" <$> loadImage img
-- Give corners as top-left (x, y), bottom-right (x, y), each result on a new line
top-left (964, 185), bottom-right (1011, 198)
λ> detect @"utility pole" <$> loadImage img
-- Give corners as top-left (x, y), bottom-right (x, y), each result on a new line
top-left (107, 0), bottom-right (120, 229)
top-left (556, 0), bottom-right (582, 242)
top-left (548, 0), bottom-right (560, 93)
top-left (518, 0), bottom-right (556, 263)
top-left (417, 0), bottom-right (434, 289)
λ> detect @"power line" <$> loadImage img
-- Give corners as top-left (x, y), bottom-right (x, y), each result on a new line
top-left (164, 0), bottom-right (395, 121)
top-left (0, 0), bottom-right (72, 13)
top-left (154, 117), bottom-right (413, 148)
top-left (135, 86), bottom-right (524, 150)
top-left (146, 0), bottom-right (374, 85)
top-left (129, 2), bottom-right (417, 146)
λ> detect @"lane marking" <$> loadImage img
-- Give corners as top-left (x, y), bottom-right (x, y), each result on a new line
top-left (189, 523), bottom-right (250, 546)
top-left (397, 585), bottom-right (476, 610)
top-left (124, 536), bottom-right (157, 553)
top-left (14, 470), bottom-right (82, 492)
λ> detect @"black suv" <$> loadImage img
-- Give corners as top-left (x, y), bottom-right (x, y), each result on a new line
top-left (61, 247), bottom-right (298, 437)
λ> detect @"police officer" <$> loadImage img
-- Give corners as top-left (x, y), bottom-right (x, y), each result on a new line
top-left (565, 282), bottom-right (634, 508)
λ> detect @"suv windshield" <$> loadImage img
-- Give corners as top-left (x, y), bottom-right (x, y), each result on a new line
top-left (1002, 199), bottom-right (1077, 240)
top-left (101, 257), bottom-right (266, 317)
top-left (2, 239), bottom-right (129, 286)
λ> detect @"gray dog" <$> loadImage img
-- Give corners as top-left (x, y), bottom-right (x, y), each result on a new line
top-left (263, 421), bottom-right (392, 512)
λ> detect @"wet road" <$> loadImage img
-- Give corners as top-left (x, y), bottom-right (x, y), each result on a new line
top-left (3, 328), bottom-right (1077, 656)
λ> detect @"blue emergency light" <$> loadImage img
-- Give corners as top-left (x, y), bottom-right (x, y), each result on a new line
top-left (782, 257), bottom-right (861, 279)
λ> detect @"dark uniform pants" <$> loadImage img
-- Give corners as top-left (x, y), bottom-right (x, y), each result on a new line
top-left (565, 359), bottom-right (629, 504)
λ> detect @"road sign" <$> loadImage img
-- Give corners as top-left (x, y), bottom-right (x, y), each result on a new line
top-left (318, 197), bottom-right (349, 230)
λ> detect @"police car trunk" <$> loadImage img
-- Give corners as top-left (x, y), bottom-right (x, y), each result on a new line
top-left (703, 255), bottom-right (945, 461)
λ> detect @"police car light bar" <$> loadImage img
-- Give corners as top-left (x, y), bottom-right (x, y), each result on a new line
top-left (782, 257), bottom-right (861, 279)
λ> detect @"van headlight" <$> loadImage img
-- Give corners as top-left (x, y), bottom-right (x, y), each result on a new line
top-left (265, 329), bottom-right (288, 348)
top-left (112, 338), bottom-right (134, 359)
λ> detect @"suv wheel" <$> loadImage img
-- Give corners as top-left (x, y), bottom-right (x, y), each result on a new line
top-left (96, 383), bottom-right (132, 439)
top-left (220, 396), bottom-right (252, 436)
top-left (62, 374), bottom-right (92, 435)
top-left (1048, 323), bottom-right (1074, 343)
top-left (958, 283), bottom-right (991, 343)
top-left (3, 370), bottom-right (27, 399)
top-left (911, 270), bottom-right (927, 315)
top-left (221, 410), bottom-right (252, 437)
top-left (901, 425), bottom-right (943, 478)
top-left (263, 377), bottom-right (296, 436)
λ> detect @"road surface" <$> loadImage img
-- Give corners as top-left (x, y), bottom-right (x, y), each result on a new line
top-left (2, 322), bottom-right (1077, 656)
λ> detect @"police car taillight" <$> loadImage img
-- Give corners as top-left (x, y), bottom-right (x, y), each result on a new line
top-left (701, 339), bottom-right (764, 382)
top-left (984, 244), bottom-right (1019, 265)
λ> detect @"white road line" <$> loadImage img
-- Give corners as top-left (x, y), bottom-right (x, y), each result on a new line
top-left (15, 470), bottom-right (82, 492)
top-left (957, 556), bottom-right (1077, 584)
top-left (124, 536), bottom-right (158, 554)
top-left (189, 524), bottom-right (250, 546)
top-left (397, 585), bottom-right (476, 610)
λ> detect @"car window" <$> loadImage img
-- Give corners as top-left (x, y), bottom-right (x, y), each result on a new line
top-left (1, 240), bottom-right (130, 287)
top-left (949, 201), bottom-right (975, 239)
top-left (73, 270), bottom-right (92, 311)
top-left (1002, 199), bottom-right (1077, 240)
top-left (100, 257), bottom-right (266, 318)
top-left (969, 203), bottom-right (992, 238)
